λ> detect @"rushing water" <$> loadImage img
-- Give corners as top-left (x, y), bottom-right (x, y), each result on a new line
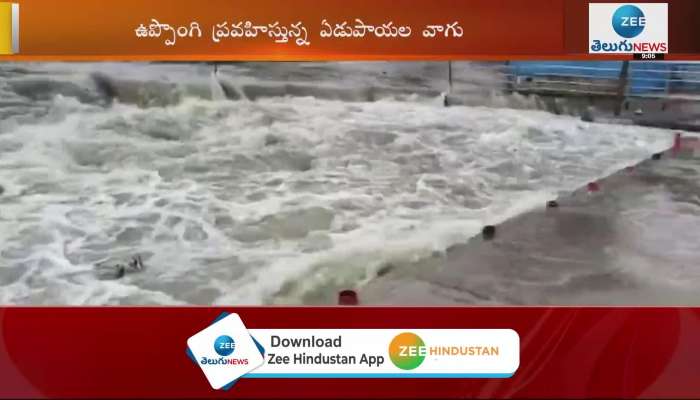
top-left (0, 62), bottom-right (674, 305)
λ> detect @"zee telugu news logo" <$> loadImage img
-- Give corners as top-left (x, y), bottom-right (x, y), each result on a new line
top-left (589, 3), bottom-right (668, 54)
top-left (198, 335), bottom-right (250, 366)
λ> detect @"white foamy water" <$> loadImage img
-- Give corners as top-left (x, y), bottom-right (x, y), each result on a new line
top-left (0, 62), bottom-right (674, 305)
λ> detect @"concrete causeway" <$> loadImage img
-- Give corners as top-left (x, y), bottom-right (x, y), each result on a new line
top-left (359, 134), bottom-right (700, 305)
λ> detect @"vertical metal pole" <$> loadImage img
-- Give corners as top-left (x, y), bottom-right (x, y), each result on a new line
top-left (504, 60), bottom-right (513, 93)
top-left (614, 61), bottom-right (630, 117)
top-left (448, 61), bottom-right (453, 94)
top-left (444, 61), bottom-right (453, 107)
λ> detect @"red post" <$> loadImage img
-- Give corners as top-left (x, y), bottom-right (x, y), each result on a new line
top-left (338, 290), bottom-right (359, 305)
top-left (673, 132), bottom-right (682, 156)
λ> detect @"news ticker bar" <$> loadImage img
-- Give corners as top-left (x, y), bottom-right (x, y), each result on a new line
top-left (2, 307), bottom-right (700, 399)
top-left (0, 0), bottom-right (698, 60)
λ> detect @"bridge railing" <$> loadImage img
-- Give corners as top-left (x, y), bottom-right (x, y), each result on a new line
top-left (504, 61), bottom-right (700, 99)
top-left (444, 61), bottom-right (700, 100)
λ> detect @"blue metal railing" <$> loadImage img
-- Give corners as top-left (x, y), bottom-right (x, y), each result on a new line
top-left (508, 61), bottom-right (700, 97)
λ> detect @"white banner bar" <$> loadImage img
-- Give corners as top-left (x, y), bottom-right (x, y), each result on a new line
top-left (245, 329), bottom-right (519, 378)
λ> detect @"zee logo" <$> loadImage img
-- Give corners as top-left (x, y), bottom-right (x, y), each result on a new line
top-left (214, 335), bottom-right (236, 356)
top-left (589, 3), bottom-right (668, 54)
top-left (612, 5), bottom-right (646, 38)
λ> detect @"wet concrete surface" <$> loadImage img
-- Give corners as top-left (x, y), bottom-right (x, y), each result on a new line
top-left (360, 135), bottom-right (700, 305)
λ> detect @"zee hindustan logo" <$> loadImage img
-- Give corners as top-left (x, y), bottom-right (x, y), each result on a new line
top-left (612, 5), bottom-right (646, 38)
top-left (389, 332), bottom-right (426, 370)
top-left (388, 331), bottom-right (503, 371)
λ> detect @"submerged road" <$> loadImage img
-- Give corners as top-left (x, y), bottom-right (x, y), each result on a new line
top-left (360, 135), bottom-right (700, 305)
